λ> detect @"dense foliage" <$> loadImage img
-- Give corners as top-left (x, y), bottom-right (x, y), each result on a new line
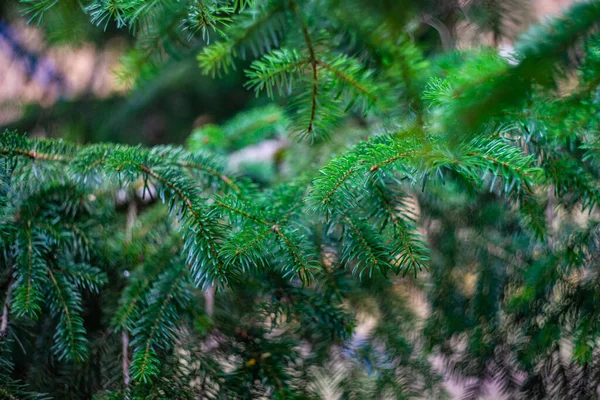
top-left (2, 0), bottom-right (600, 399)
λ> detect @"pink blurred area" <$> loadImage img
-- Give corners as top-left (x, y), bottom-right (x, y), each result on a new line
top-left (0, 19), bottom-right (127, 126)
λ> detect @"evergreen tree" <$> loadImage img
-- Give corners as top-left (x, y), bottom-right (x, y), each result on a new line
top-left (2, 0), bottom-right (600, 399)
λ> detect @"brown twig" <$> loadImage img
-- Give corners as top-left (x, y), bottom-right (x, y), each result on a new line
top-left (0, 282), bottom-right (12, 337)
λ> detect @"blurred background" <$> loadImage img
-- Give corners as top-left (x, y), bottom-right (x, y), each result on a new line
top-left (0, 0), bottom-right (255, 145)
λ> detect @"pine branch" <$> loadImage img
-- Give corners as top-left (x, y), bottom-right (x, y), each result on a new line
top-left (11, 225), bottom-right (46, 319)
top-left (58, 263), bottom-right (107, 293)
top-left (113, 239), bottom-right (178, 332)
top-left (1, 133), bottom-right (240, 193)
top-left (47, 269), bottom-right (88, 362)
top-left (440, 1), bottom-right (600, 134)
top-left (271, 223), bottom-right (316, 285)
top-left (1, 133), bottom-right (233, 287)
top-left (221, 225), bottom-right (272, 271)
top-left (341, 215), bottom-right (393, 278)
top-left (307, 135), bottom-right (423, 215)
top-left (20, 0), bottom-right (59, 25)
top-left (182, 1), bottom-right (234, 42)
top-left (130, 265), bottom-right (189, 383)
top-left (214, 195), bottom-right (316, 284)
top-left (245, 48), bottom-right (308, 98)
top-left (317, 56), bottom-right (379, 110)
top-left (198, 1), bottom-right (286, 76)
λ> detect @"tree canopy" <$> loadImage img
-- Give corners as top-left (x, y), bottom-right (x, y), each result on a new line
top-left (2, 0), bottom-right (600, 399)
